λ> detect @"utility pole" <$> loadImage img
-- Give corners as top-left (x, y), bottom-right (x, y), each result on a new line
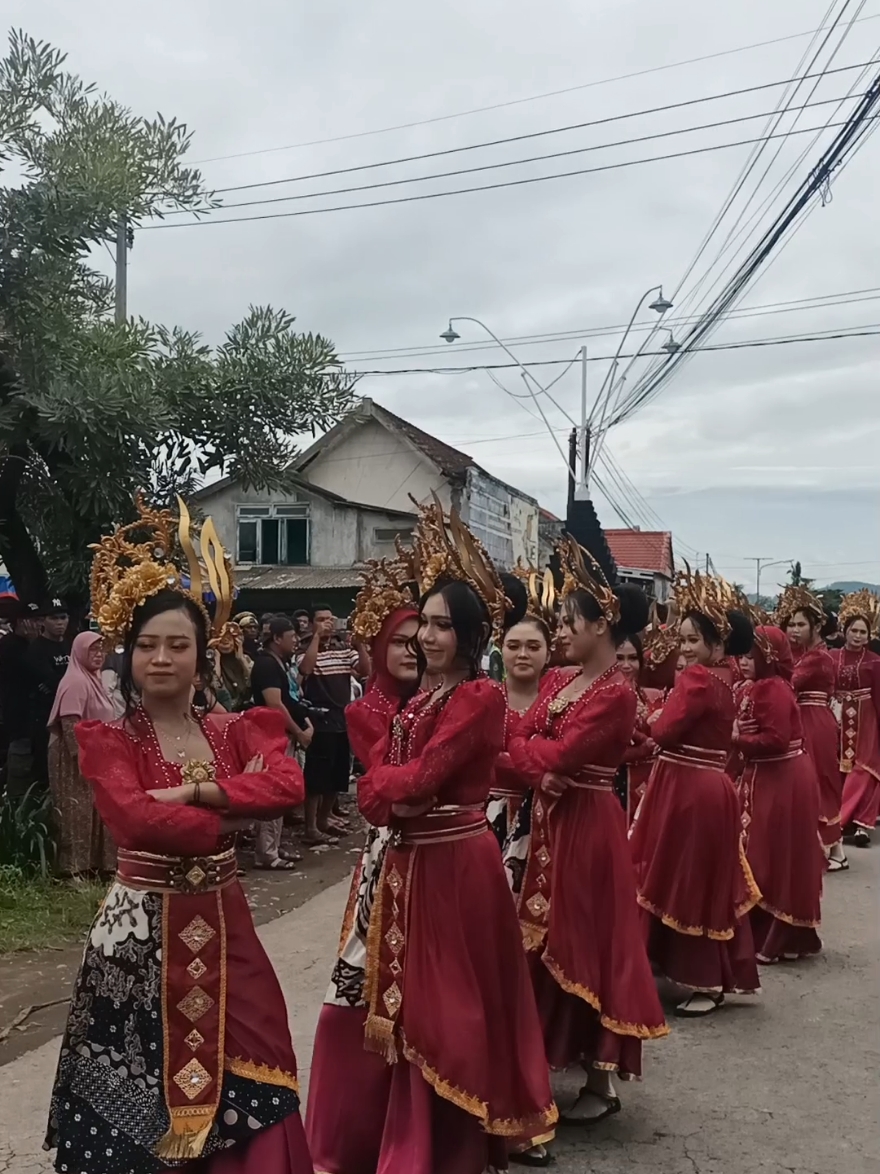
top-left (574, 345), bottom-right (590, 501)
top-left (746, 557), bottom-right (772, 599)
top-left (115, 213), bottom-right (128, 324)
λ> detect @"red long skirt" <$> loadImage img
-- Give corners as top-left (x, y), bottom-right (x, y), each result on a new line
top-left (840, 695), bottom-right (880, 830)
top-left (530, 788), bottom-right (667, 1078)
top-left (739, 751), bottom-right (824, 964)
top-left (799, 702), bottom-right (844, 846)
top-left (181, 1115), bottom-right (313, 1173)
top-left (630, 757), bottom-right (761, 995)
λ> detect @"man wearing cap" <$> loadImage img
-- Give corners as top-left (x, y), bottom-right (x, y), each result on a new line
top-left (0, 600), bottom-right (41, 798)
top-left (26, 598), bottom-right (71, 786)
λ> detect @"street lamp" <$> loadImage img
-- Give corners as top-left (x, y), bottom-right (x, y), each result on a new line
top-left (648, 290), bottom-right (673, 314)
top-left (661, 332), bottom-right (681, 354)
top-left (440, 323), bottom-right (460, 343)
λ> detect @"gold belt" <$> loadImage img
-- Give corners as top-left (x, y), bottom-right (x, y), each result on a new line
top-left (116, 847), bottom-right (238, 894)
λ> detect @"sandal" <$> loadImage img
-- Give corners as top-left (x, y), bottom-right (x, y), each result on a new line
top-left (560, 1087), bottom-right (621, 1127)
top-left (510, 1143), bottom-right (554, 1166)
top-left (255, 858), bottom-right (297, 871)
top-left (304, 831), bottom-right (339, 846)
top-left (826, 854), bottom-right (849, 872)
top-left (675, 992), bottom-right (724, 1018)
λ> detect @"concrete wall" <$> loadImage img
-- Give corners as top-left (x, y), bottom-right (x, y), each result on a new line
top-left (300, 417), bottom-right (452, 514)
top-left (463, 468), bottom-right (539, 570)
top-left (198, 480), bottom-right (413, 566)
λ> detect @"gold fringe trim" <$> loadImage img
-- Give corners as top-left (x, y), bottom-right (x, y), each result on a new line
top-left (511, 1131), bottom-right (557, 1154)
top-left (155, 1112), bottom-right (214, 1161)
top-left (400, 1041), bottom-right (559, 1138)
top-left (363, 1013), bottom-right (399, 1064)
top-left (224, 1057), bottom-right (299, 1093)
top-left (637, 893), bottom-right (735, 940)
top-left (757, 900), bottom-right (821, 929)
top-left (542, 955), bottom-right (669, 1041)
top-left (520, 922), bottom-right (547, 953)
top-left (735, 840), bottom-right (763, 919)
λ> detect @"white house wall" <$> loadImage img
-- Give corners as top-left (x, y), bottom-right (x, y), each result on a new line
top-left (301, 418), bottom-right (451, 514)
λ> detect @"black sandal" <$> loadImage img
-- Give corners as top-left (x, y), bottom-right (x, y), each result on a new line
top-left (675, 991), bottom-right (724, 1018)
top-left (510, 1144), bottom-right (555, 1167)
top-left (559, 1087), bottom-right (621, 1126)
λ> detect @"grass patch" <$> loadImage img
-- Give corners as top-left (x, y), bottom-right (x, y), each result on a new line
top-left (0, 867), bottom-right (106, 954)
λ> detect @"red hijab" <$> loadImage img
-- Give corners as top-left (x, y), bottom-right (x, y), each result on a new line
top-left (366, 607), bottom-right (419, 698)
top-left (752, 625), bottom-right (794, 682)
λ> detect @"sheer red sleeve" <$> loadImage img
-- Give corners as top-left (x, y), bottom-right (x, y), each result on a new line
top-left (359, 680), bottom-right (505, 820)
top-left (508, 681), bottom-right (636, 783)
top-left (77, 721), bottom-right (222, 855)
top-left (214, 708), bottom-right (305, 816)
top-left (650, 668), bottom-right (711, 748)
top-left (623, 726), bottom-right (654, 764)
top-left (346, 695), bottom-right (393, 769)
top-left (734, 680), bottom-right (792, 756)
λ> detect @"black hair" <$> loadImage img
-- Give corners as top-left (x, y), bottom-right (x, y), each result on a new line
top-left (563, 583), bottom-right (649, 647)
top-left (417, 578), bottom-right (490, 679)
top-left (842, 613), bottom-right (871, 635)
top-left (617, 630), bottom-right (645, 669)
top-left (120, 589), bottom-right (210, 718)
top-left (684, 607), bottom-right (754, 658)
top-left (292, 609), bottom-right (310, 622)
top-left (266, 615), bottom-right (295, 643)
top-left (504, 613), bottom-right (553, 648)
top-left (499, 573), bottom-right (529, 633)
top-left (259, 613), bottom-right (276, 627)
top-left (869, 637), bottom-right (880, 655)
top-left (309, 602), bottom-right (334, 621)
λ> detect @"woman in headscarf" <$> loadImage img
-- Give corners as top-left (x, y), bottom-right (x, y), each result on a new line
top-left (213, 622), bottom-right (254, 712)
top-left (734, 626), bottom-right (824, 964)
top-left (306, 582), bottom-right (421, 1174)
top-left (832, 591), bottom-right (880, 847)
top-left (47, 631), bottom-right (117, 877)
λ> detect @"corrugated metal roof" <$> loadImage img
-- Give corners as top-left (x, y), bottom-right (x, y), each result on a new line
top-left (234, 566), bottom-right (365, 590)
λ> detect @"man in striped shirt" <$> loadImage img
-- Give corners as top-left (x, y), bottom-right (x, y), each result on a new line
top-left (297, 603), bottom-right (371, 843)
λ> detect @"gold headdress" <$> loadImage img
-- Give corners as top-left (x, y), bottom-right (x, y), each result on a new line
top-left (89, 493), bottom-right (235, 644)
top-left (513, 560), bottom-right (559, 630)
top-left (350, 550), bottom-right (416, 642)
top-left (838, 588), bottom-right (880, 638)
top-left (409, 492), bottom-right (509, 640)
top-left (774, 584), bottom-right (825, 630)
top-left (643, 599), bottom-right (680, 666)
top-left (555, 534), bottom-right (620, 624)
top-left (673, 563), bottom-right (734, 640)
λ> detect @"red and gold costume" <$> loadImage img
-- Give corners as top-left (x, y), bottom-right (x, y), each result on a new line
top-left (621, 685), bottom-right (663, 825)
top-left (734, 627), bottom-right (824, 963)
top-left (45, 497), bottom-right (313, 1174)
top-left (834, 654), bottom-right (880, 831)
top-left (508, 664), bottom-right (668, 1079)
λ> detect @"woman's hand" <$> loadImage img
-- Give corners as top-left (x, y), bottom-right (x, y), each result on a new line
top-left (540, 772), bottom-right (570, 798)
top-left (151, 785), bottom-right (195, 805)
top-left (243, 754), bottom-right (264, 773)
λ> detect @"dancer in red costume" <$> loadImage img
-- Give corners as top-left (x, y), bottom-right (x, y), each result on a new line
top-left (45, 499), bottom-right (313, 1174)
top-left (615, 634), bottom-right (664, 824)
top-left (507, 538), bottom-right (667, 1136)
top-left (307, 553), bottom-right (420, 1174)
top-left (631, 569), bottom-right (761, 1018)
top-left (735, 626), bottom-right (824, 964)
top-left (337, 500), bottom-right (557, 1174)
top-left (779, 585), bottom-right (848, 871)
top-left (833, 590), bottom-right (880, 847)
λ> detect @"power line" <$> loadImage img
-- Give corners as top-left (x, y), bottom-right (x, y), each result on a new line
top-left (167, 93), bottom-right (859, 217)
top-left (346, 324), bottom-right (880, 376)
top-left (189, 11), bottom-right (880, 165)
top-left (338, 284), bottom-right (880, 362)
top-left (141, 116), bottom-right (878, 231)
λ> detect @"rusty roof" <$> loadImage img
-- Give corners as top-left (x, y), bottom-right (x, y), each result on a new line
top-left (234, 566), bottom-right (365, 591)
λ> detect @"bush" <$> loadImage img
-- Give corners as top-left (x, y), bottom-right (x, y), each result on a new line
top-left (0, 784), bottom-right (56, 878)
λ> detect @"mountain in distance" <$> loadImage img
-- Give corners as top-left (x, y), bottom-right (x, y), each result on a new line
top-left (821, 580), bottom-right (880, 593)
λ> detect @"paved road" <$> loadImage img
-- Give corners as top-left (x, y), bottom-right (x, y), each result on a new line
top-left (2, 846), bottom-right (877, 1173)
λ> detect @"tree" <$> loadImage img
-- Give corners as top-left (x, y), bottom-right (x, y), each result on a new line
top-left (0, 30), bottom-right (357, 603)
top-left (787, 561), bottom-right (814, 589)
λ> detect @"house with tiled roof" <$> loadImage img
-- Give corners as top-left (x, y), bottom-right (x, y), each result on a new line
top-left (604, 529), bottom-right (675, 602)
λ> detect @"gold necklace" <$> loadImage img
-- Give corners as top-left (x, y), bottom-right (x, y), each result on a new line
top-left (154, 714), bottom-right (195, 761)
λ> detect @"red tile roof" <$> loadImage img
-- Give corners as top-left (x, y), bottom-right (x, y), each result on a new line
top-left (604, 530), bottom-right (674, 578)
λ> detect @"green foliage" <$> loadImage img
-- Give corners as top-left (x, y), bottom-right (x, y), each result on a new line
top-left (0, 29), bottom-right (357, 600)
top-left (0, 782), bottom-right (55, 878)
top-left (787, 561), bottom-right (814, 589)
top-left (0, 864), bottom-right (105, 953)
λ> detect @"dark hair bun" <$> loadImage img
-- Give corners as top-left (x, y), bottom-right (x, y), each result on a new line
top-left (500, 573), bottom-right (528, 631)
top-left (614, 584), bottom-right (649, 639)
top-left (724, 608), bottom-right (754, 657)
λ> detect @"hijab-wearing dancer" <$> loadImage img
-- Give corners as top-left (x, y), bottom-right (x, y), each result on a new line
top-left (735, 626), bottom-right (824, 964)
top-left (507, 539), bottom-right (667, 1136)
top-left (833, 591), bottom-right (880, 847)
top-left (630, 570), bottom-right (761, 1018)
top-left (615, 634), bottom-right (665, 823)
top-left (45, 497), bottom-right (313, 1174)
top-left (306, 559), bottom-right (420, 1174)
top-left (318, 500), bottom-right (556, 1174)
top-left (778, 586), bottom-right (847, 871)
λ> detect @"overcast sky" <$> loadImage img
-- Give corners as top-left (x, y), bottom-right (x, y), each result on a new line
top-left (9, 0), bottom-right (880, 591)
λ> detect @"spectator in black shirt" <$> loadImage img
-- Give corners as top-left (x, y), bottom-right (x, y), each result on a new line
top-left (0, 600), bottom-right (40, 798)
top-left (250, 616), bottom-right (313, 869)
top-left (27, 597), bottom-right (71, 786)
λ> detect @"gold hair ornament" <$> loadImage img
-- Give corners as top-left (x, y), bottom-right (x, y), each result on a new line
top-left (351, 550), bottom-right (416, 642)
top-left (513, 560), bottom-right (559, 630)
top-left (642, 599), bottom-right (680, 666)
top-left (409, 492), bottom-right (510, 640)
top-left (838, 588), bottom-right (880, 638)
top-left (774, 584), bottom-right (825, 631)
top-left (555, 534), bottom-right (620, 625)
top-left (89, 493), bottom-right (235, 644)
top-left (673, 563), bottom-right (735, 640)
